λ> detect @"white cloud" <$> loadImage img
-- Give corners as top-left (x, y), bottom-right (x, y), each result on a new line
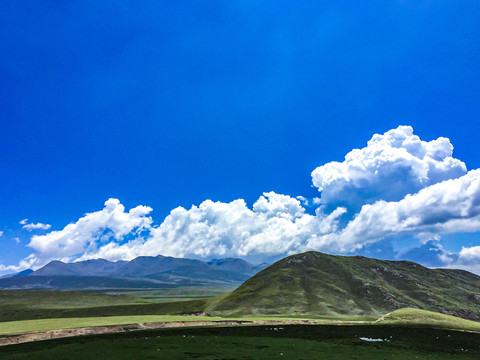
top-left (28, 198), bottom-right (153, 262)
top-left (19, 219), bottom-right (28, 225)
top-left (438, 245), bottom-right (480, 274)
top-left (296, 196), bottom-right (309, 207)
top-left (0, 231), bottom-right (3, 237)
top-left (323, 169), bottom-right (480, 252)
top-left (22, 222), bottom-right (52, 231)
top-left (69, 193), bottom-right (348, 264)
top-left (457, 246), bottom-right (480, 264)
top-left (311, 126), bottom-right (467, 211)
top-left (77, 193), bottom-right (335, 262)
top-left (253, 192), bottom-right (306, 219)
top-left (0, 254), bottom-right (37, 273)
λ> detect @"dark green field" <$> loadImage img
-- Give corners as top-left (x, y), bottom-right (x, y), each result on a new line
top-left (0, 290), bottom-right (217, 322)
top-left (99, 288), bottom-right (232, 303)
top-left (2, 325), bottom-right (480, 359)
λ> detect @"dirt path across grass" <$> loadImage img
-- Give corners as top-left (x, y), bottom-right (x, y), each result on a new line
top-left (0, 320), bottom-right (315, 346)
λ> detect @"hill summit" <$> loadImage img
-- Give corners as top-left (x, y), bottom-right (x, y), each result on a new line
top-left (211, 251), bottom-right (480, 320)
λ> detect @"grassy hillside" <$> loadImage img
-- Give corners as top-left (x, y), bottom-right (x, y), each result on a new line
top-left (210, 251), bottom-right (480, 319)
top-left (375, 308), bottom-right (480, 332)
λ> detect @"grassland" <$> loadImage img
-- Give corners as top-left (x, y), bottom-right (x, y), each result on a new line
top-left (2, 324), bottom-right (480, 359)
top-left (0, 289), bottom-right (223, 322)
top-left (96, 287), bottom-right (232, 303)
top-left (0, 315), bottom-right (330, 336)
top-left (1, 307), bottom-right (479, 337)
top-left (0, 315), bottom-right (226, 335)
top-left (0, 290), bottom-right (148, 309)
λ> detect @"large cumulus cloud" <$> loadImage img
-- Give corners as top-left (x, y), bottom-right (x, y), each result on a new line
top-left (311, 126), bottom-right (467, 211)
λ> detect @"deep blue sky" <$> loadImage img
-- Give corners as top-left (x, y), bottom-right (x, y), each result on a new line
top-left (1, 1), bottom-right (480, 269)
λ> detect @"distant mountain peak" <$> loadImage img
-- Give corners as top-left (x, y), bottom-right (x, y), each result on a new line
top-left (49, 260), bottom-right (66, 264)
top-left (0, 269), bottom-right (33, 278)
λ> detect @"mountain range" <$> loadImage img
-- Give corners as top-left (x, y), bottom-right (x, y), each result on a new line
top-left (3, 250), bottom-right (480, 322)
top-left (0, 255), bottom-right (267, 290)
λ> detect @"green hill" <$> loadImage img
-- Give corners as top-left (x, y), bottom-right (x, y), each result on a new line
top-left (375, 308), bottom-right (480, 332)
top-left (210, 251), bottom-right (480, 320)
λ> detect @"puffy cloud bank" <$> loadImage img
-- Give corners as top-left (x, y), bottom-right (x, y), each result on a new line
top-left (24, 193), bottom-right (346, 266)
top-left (29, 198), bottom-right (153, 260)
top-left (3, 126), bottom-right (480, 273)
top-left (334, 169), bottom-right (480, 251)
top-left (311, 126), bottom-right (467, 211)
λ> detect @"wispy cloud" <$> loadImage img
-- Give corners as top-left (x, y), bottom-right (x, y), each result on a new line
top-left (21, 221), bottom-right (52, 232)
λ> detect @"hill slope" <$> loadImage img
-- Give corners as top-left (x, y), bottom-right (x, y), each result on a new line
top-left (210, 251), bottom-right (480, 320)
top-left (375, 308), bottom-right (480, 332)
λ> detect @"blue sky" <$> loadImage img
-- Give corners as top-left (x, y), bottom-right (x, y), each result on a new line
top-left (1, 1), bottom-right (480, 274)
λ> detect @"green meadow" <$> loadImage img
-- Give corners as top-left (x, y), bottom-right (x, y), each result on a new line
top-left (2, 307), bottom-right (480, 336)
top-left (0, 315), bottom-right (223, 335)
top-left (0, 290), bottom-right (216, 322)
top-left (2, 324), bottom-right (480, 360)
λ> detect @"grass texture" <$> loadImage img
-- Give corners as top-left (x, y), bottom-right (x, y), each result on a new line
top-left (2, 324), bottom-right (480, 359)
